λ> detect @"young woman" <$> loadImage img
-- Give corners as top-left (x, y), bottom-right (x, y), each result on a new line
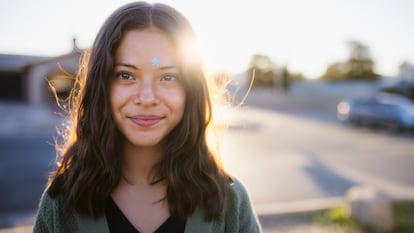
top-left (34, 2), bottom-right (261, 233)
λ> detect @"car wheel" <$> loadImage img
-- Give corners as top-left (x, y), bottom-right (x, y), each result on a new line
top-left (385, 120), bottom-right (401, 133)
top-left (349, 117), bottom-right (360, 127)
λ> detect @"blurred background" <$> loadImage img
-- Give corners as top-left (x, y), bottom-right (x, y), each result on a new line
top-left (1, 0), bottom-right (414, 232)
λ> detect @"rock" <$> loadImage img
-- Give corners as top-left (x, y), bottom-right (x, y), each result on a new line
top-left (345, 185), bottom-right (394, 232)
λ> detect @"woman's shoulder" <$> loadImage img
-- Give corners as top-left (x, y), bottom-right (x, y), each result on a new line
top-left (222, 176), bottom-right (258, 216)
top-left (225, 176), bottom-right (251, 202)
top-left (34, 189), bottom-right (108, 233)
top-left (37, 189), bottom-right (62, 211)
top-left (35, 189), bottom-right (67, 222)
top-left (217, 176), bottom-right (262, 232)
top-left (34, 189), bottom-right (76, 233)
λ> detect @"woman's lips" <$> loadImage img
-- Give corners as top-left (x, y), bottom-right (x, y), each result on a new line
top-left (129, 115), bottom-right (163, 127)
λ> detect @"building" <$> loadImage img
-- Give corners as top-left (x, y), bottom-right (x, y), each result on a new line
top-left (0, 42), bottom-right (81, 106)
top-left (25, 51), bottom-right (81, 105)
top-left (0, 54), bottom-right (49, 101)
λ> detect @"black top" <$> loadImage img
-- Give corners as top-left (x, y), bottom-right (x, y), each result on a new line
top-left (106, 197), bottom-right (186, 233)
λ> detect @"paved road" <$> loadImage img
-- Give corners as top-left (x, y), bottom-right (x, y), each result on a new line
top-left (219, 107), bottom-right (414, 213)
top-left (0, 134), bottom-right (56, 227)
top-left (1, 104), bottom-right (414, 229)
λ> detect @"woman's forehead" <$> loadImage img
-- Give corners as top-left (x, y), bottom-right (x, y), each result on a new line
top-left (115, 28), bottom-right (180, 69)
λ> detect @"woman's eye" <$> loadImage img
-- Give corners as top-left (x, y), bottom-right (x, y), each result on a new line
top-left (117, 72), bottom-right (133, 80)
top-left (160, 74), bottom-right (177, 82)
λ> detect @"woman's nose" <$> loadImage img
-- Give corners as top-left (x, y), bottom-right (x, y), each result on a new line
top-left (134, 79), bottom-right (159, 106)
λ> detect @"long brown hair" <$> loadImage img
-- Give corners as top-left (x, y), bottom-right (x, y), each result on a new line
top-left (48, 1), bottom-right (229, 221)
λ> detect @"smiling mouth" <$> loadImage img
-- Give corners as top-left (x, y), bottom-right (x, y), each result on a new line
top-left (129, 116), bottom-right (164, 127)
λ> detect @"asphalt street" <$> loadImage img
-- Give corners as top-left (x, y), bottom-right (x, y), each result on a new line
top-left (220, 107), bottom-right (414, 211)
top-left (1, 100), bottom-right (414, 229)
top-left (0, 135), bottom-right (56, 227)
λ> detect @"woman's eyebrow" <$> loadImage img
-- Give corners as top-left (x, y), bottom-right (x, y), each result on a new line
top-left (159, 65), bottom-right (178, 70)
top-left (114, 62), bottom-right (138, 70)
top-left (114, 63), bottom-right (178, 70)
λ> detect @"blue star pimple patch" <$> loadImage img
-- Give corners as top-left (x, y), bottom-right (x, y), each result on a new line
top-left (151, 57), bottom-right (160, 67)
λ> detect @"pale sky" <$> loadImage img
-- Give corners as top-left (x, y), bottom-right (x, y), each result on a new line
top-left (1, 0), bottom-right (413, 79)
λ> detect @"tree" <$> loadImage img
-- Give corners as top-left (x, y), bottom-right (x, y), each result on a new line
top-left (321, 40), bottom-right (379, 81)
top-left (321, 62), bottom-right (347, 81)
top-left (345, 40), bottom-right (379, 80)
top-left (248, 54), bottom-right (275, 87)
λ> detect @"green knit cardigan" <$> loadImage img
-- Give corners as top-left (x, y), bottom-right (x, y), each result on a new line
top-left (33, 178), bottom-right (262, 233)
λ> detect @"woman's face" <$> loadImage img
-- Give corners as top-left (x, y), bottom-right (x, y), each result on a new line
top-left (110, 28), bottom-right (186, 149)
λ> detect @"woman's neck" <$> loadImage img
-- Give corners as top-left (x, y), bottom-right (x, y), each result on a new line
top-left (121, 141), bottom-right (164, 186)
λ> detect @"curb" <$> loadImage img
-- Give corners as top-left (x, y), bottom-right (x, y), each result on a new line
top-left (255, 197), bottom-right (344, 217)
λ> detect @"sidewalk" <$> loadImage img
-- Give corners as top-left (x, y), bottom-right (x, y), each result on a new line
top-left (260, 212), bottom-right (350, 233)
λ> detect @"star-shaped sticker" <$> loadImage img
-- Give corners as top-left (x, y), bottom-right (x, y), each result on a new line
top-left (151, 57), bottom-right (160, 67)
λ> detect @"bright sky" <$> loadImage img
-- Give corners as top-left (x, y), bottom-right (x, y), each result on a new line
top-left (1, 0), bottom-right (413, 79)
